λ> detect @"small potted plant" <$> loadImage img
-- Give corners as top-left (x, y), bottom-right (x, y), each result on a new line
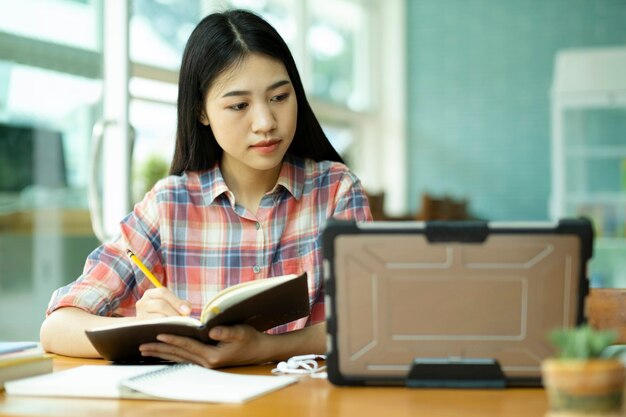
top-left (542, 325), bottom-right (626, 415)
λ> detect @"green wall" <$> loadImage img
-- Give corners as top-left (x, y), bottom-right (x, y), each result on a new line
top-left (406, 0), bottom-right (626, 220)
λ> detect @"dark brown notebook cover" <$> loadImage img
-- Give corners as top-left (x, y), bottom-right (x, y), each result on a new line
top-left (85, 273), bottom-right (310, 362)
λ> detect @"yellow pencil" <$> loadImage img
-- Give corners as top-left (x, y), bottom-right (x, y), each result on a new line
top-left (126, 249), bottom-right (163, 288)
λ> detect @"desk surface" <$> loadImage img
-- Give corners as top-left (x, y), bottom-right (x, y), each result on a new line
top-left (0, 356), bottom-right (549, 417)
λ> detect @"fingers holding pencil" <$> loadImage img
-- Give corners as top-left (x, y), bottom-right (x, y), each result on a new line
top-left (136, 287), bottom-right (192, 319)
top-left (126, 249), bottom-right (163, 288)
top-left (126, 249), bottom-right (192, 318)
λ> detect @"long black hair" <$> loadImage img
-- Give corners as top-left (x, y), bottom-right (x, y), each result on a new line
top-left (170, 9), bottom-right (343, 175)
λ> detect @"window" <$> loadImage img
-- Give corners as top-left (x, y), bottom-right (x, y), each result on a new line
top-left (0, 0), bottom-right (99, 50)
top-left (128, 0), bottom-right (405, 214)
top-left (0, 0), bottom-right (103, 340)
top-left (130, 0), bottom-right (203, 70)
top-left (307, 0), bottom-right (370, 111)
top-left (0, 0), bottom-right (406, 340)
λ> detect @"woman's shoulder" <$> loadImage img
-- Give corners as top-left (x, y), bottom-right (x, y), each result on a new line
top-left (301, 158), bottom-right (360, 184)
top-left (145, 170), bottom-right (208, 202)
top-left (130, 171), bottom-right (212, 222)
top-left (299, 157), bottom-right (349, 176)
top-left (295, 158), bottom-right (369, 215)
top-left (151, 172), bottom-right (198, 191)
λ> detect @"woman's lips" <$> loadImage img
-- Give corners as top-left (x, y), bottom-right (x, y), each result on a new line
top-left (251, 139), bottom-right (281, 154)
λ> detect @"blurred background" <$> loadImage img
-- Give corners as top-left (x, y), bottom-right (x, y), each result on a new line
top-left (0, 0), bottom-right (624, 340)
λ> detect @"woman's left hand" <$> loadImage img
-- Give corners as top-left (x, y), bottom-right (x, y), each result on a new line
top-left (138, 325), bottom-right (269, 368)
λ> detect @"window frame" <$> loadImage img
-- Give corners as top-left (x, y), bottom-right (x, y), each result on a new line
top-left (129, 0), bottom-right (407, 216)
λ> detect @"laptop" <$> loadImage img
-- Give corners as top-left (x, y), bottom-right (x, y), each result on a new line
top-left (322, 219), bottom-right (593, 387)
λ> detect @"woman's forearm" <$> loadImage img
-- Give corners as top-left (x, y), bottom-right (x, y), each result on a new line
top-left (41, 308), bottom-right (327, 364)
top-left (40, 307), bottom-right (137, 358)
top-left (260, 322), bottom-right (327, 363)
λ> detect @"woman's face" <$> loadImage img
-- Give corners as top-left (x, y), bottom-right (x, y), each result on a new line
top-left (201, 53), bottom-right (298, 175)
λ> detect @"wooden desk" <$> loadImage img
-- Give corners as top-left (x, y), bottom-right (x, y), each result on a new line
top-left (0, 356), bottom-right (549, 417)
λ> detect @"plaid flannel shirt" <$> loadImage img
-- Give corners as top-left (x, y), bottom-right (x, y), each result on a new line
top-left (47, 155), bottom-right (372, 334)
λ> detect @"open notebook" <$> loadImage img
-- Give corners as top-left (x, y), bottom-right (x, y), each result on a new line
top-left (5, 364), bottom-right (297, 403)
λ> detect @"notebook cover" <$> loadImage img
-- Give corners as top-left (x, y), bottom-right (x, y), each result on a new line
top-left (86, 273), bottom-right (310, 362)
top-left (323, 219), bottom-right (593, 387)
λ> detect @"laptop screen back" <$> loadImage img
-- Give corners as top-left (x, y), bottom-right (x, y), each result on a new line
top-left (324, 220), bottom-right (592, 386)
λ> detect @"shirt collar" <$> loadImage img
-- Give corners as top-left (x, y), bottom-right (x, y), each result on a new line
top-left (199, 164), bottom-right (230, 206)
top-left (199, 154), bottom-right (306, 205)
top-left (274, 154), bottom-right (305, 200)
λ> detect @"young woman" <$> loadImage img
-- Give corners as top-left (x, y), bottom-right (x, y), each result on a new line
top-left (40, 9), bottom-right (371, 368)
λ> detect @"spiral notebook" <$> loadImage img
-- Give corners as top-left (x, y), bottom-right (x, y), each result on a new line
top-left (5, 364), bottom-right (298, 403)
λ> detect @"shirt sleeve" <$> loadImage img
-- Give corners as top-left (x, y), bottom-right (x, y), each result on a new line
top-left (306, 168), bottom-right (373, 327)
top-left (46, 188), bottom-right (165, 317)
top-left (332, 170), bottom-right (373, 222)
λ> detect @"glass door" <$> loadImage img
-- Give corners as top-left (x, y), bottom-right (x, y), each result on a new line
top-left (0, 0), bottom-right (103, 340)
top-left (0, 0), bottom-right (401, 340)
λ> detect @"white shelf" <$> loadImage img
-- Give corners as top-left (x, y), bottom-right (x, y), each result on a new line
top-left (566, 193), bottom-right (626, 205)
top-left (566, 146), bottom-right (626, 158)
top-left (554, 93), bottom-right (626, 108)
top-left (551, 46), bottom-right (626, 287)
top-left (551, 46), bottom-right (626, 96)
top-left (551, 46), bottom-right (626, 220)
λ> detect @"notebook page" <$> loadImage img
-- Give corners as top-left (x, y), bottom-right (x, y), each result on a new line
top-left (121, 363), bottom-right (298, 403)
top-left (5, 365), bottom-right (167, 398)
top-left (0, 341), bottom-right (39, 355)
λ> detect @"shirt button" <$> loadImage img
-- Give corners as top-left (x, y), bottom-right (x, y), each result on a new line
top-left (255, 222), bottom-right (261, 230)
top-left (253, 265), bottom-right (261, 273)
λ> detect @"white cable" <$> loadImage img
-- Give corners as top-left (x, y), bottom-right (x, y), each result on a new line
top-left (271, 354), bottom-right (326, 376)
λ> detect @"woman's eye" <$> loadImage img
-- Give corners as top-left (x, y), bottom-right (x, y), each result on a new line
top-left (271, 93), bottom-right (289, 102)
top-left (229, 103), bottom-right (248, 111)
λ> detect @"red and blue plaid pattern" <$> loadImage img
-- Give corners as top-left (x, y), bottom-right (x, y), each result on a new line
top-left (47, 155), bottom-right (372, 334)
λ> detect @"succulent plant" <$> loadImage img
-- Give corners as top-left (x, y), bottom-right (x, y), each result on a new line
top-left (549, 325), bottom-right (617, 359)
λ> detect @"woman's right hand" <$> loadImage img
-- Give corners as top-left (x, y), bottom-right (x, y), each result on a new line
top-left (135, 287), bottom-right (192, 319)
